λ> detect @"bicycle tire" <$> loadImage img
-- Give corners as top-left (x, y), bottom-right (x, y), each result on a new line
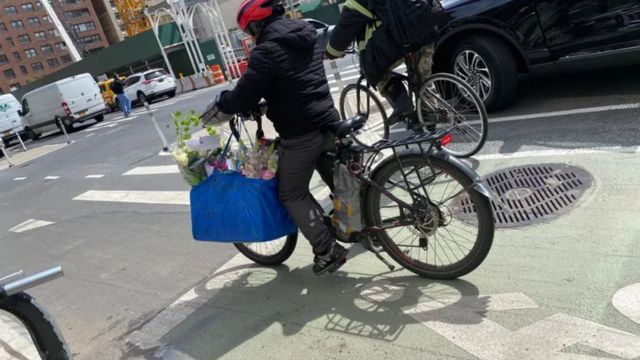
top-left (234, 233), bottom-right (298, 266)
top-left (0, 292), bottom-right (73, 360)
top-left (416, 73), bottom-right (488, 158)
top-left (339, 84), bottom-right (390, 144)
top-left (363, 154), bottom-right (494, 279)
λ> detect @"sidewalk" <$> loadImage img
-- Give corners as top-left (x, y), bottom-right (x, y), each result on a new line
top-left (1, 143), bottom-right (68, 171)
top-left (0, 311), bottom-right (40, 359)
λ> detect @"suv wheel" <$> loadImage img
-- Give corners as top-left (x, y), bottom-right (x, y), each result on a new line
top-left (137, 92), bottom-right (148, 105)
top-left (452, 35), bottom-right (518, 111)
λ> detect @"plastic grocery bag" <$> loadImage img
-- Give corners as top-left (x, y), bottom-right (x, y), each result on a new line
top-left (331, 163), bottom-right (363, 237)
top-left (190, 171), bottom-right (297, 242)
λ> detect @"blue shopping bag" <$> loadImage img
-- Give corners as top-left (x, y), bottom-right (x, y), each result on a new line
top-left (190, 171), bottom-right (297, 242)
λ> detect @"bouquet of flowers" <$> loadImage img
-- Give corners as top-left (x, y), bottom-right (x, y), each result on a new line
top-left (241, 140), bottom-right (278, 180)
top-left (171, 111), bottom-right (221, 186)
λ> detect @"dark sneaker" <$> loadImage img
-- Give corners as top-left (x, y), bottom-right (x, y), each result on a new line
top-left (313, 242), bottom-right (349, 275)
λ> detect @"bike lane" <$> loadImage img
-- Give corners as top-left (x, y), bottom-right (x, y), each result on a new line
top-left (120, 149), bottom-right (640, 360)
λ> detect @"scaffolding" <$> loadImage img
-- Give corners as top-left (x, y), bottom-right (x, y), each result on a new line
top-left (114, 0), bottom-right (151, 36)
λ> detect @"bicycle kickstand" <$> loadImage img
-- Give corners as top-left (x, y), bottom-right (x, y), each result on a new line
top-left (367, 237), bottom-right (395, 271)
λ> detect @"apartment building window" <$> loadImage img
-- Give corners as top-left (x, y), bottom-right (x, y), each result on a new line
top-left (24, 48), bottom-right (37, 58)
top-left (0, 55), bottom-right (8, 65)
top-left (47, 58), bottom-right (59, 67)
top-left (4, 69), bottom-right (16, 79)
top-left (35, 1), bottom-right (42, 9)
top-left (61, 0), bottom-right (84, 4)
top-left (61, 54), bottom-right (72, 63)
top-left (64, 9), bottom-right (90, 18)
top-left (6, 37), bottom-right (14, 46)
top-left (71, 21), bottom-right (95, 33)
top-left (31, 62), bottom-right (44, 71)
top-left (79, 34), bottom-right (100, 44)
top-left (21, 3), bottom-right (34, 11)
top-left (11, 20), bottom-right (24, 29)
top-left (34, 31), bottom-right (46, 40)
top-left (4, 5), bottom-right (17, 14)
top-left (54, 41), bottom-right (66, 50)
top-left (28, 17), bottom-right (40, 26)
top-left (42, 15), bottom-right (51, 23)
top-left (0, 23), bottom-right (7, 32)
top-left (48, 29), bottom-right (60, 38)
top-left (40, 44), bottom-right (52, 53)
top-left (13, 51), bottom-right (20, 60)
top-left (18, 34), bottom-right (31, 44)
top-left (20, 65), bottom-right (27, 74)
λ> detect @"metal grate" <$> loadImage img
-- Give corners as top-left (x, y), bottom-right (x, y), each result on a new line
top-left (454, 164), bottom-right (593, 228)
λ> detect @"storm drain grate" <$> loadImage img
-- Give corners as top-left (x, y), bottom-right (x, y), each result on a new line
top-left (453, 163), bottom-right (593, 228)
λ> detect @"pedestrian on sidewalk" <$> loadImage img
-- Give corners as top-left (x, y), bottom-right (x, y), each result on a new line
top-left (110, 72), bottom-right (131, 117)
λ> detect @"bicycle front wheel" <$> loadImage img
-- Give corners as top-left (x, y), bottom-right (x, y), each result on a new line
top-left (364, 154), bottom-right (494, 279)
top-left (416, 73), bottom-right (488, 158)
top-left (339, 83), bottom-right (389, 146)
top-left (234, 233), bottom-right (298, 266)
top-left (0, 292), bottom-right (73, 359)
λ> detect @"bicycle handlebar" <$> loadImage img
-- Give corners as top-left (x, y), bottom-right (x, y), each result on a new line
top-left (0, 266), bottom-right (63, 299)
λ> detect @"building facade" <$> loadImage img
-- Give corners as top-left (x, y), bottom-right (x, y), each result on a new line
top-left (0, 0), bottom-right (109, 93)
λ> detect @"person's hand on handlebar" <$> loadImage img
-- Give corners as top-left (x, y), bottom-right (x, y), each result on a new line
top-left (201, 92), bottom-right (234, 127)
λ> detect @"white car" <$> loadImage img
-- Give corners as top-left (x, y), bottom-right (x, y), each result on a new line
top-left (123, 69), bottom-right (177, 105)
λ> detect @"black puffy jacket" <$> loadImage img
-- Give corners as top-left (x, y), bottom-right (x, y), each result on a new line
top-left (219, 18), bottom-right (339, 139)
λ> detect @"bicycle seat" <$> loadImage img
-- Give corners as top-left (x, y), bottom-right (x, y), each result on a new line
top-left (323, 115), bottom-right (366, 138)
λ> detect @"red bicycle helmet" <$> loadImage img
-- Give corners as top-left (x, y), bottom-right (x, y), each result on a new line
top-left (236, 0), bottom-right (275, 33)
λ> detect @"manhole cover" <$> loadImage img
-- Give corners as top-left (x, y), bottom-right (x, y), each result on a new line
top-left (453, 164), bottom-right (593, 228)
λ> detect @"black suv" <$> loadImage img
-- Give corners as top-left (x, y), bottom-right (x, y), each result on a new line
top-left (432, 0), bottom-right (640, 110)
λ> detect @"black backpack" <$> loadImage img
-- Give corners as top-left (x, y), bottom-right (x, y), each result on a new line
top-left (368, 0), bottom-right (443, 49)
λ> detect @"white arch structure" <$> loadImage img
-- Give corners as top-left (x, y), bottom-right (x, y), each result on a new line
top-left (144, 0), bottom-right (241, 81)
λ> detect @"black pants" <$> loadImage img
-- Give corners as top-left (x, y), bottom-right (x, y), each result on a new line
top-left (278, 130), bottom-right (336, 254)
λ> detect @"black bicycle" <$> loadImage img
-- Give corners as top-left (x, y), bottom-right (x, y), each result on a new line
top-left (0, 266), bottom-right (73, 360)
top-left (338, 50), bottom-right (489, 158)
top-left (232, 109), bottom-right (501, 279)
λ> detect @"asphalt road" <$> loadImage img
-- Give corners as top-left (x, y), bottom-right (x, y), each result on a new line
top-left (0, 62), bottom-right (639, 359)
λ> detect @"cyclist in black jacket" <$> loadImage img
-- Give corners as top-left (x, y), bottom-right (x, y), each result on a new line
top-left (202, 0), bottom-right (348, 275)
top-left (326, 0), bottom-right (439, 124)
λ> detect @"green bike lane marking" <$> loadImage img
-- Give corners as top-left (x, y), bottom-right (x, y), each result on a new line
top-left (124, 151), bottom-right (640, 359)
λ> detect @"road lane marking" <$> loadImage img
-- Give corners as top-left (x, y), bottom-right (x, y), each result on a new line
top-left (85, 174), bottom-right (104, 178)
top-left (13, 177), bottom-right (26, 181)
top-left (613, 283), bottom-right (640, 325)
top-left (403, 291), bottom-right (640, 360)
top-left (122, 165), bottom-right (179, 176)
top-left (9, 219), bottom-right (55, 233)
top-left (492, 102), bottom-right (640, 123)
top-left (475, 145), bottom-right (640, 160)
top-left (158, 150), bottom-right (171, 156)
top-left (44, 176), bottom-right (60, 180)
top-left (73, 190), bottom-right (189, 205)
top-left (85, 133), bottom-right (95, 137)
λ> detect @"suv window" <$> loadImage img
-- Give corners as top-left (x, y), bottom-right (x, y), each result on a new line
top-left (124, 76), bottom-right (140, 87)
top-left (144, 70), bottom-right (167, 80)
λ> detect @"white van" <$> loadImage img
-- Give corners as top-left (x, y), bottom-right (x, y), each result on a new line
top-left (19, 73), bottom-right (106, 140)
top-left (0, 94), bottom-right (23, 147)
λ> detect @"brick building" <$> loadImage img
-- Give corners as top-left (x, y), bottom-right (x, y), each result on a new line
top-left (0, 0), bottom-right (109, 94)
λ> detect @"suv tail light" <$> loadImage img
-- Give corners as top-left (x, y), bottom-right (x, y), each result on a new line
top-left (142, 79), bottom-right (154, 85)
top-left (61, 102), bottom-right (71, 116)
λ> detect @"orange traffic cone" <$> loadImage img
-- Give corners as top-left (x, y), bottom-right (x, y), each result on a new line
top-left (212, 65), bottom-right (225, 84)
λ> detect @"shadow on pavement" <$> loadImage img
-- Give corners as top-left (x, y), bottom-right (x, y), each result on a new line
top-left (123, 260), bottom-right (486, 359)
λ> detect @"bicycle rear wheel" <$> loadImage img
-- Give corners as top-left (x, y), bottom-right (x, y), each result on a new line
top-left (234, 233), bottom-right (298, 266)
top-left (339, 83), bottom-right (389, 146)
top-left (416, 73), bottom-right (488, 158)
top-left (364, 154), bottom-right (494, 279)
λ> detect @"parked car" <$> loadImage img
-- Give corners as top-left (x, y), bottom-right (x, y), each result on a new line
top-left (124, 69), bottom-right (177, 105)
top-left (431, 0), bottom-right (640, 110)
top-left (0, 94), bottom-right (23, 147)
top-left (19, 73), bottom-right (106, 140)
